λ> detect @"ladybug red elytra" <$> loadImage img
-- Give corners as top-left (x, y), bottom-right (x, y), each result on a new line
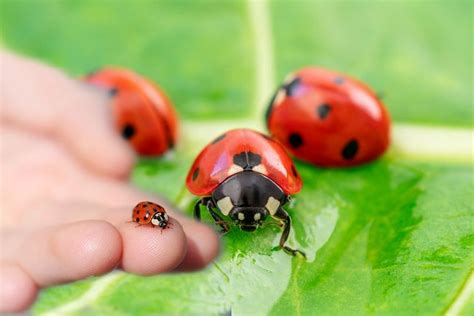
top-left (266, 67), bottom-right (391, 167)
top-left (186, 129), bottom-right (305, 257)
top-left (85, 67), bottom-right (179, 156)
top-left (132, 201), bottom-right (169, 228)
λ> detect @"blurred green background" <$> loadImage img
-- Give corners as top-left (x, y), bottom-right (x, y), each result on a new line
top-left (1, 0), bottom-right (472, 125)
top-left (1, 0), bottom-right (473, 315)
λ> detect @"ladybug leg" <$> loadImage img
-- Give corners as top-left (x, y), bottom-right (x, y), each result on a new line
top-left (194, 199), bottom-right (203, 220)
top-left (194, 197), bottom-right (210, 221)
top-left (273, 208), bottom-right (306, 258)
top-left (206, 200), bottom-right (230, 234)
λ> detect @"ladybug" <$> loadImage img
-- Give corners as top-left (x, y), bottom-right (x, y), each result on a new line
top-left (132, 201), bottom-right (169, 228)
top-left (85, 67), bottom-right (179, 156)
top-left (266, 67), bottom-right (391, 167)
top-left (186, 129), bottom-right (305, 257)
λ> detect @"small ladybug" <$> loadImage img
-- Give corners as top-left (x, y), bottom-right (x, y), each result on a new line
top-left (186, 129), bottom-right (305, 257)
top-left (266, 67), bottom-right (391, 167)
top-left (85, 67), bottom-right (179, 156)
top-left (132, 201), bottom-right (169, 228)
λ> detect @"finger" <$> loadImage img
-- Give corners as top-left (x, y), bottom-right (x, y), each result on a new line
top-left (87, 196), bottom-right (222, 272)
top-left (0, 51), bottom-right (134, 178)
top-left (119, 218), bottom-right (187, 274)
top-left (6, 161), bottom-right (221, 273)
top-left (21, 194), bottom-right (220, 272)
top-left (62, 200), bottom-right (219, 273)
top-left (1, 221), bottom-right (122, 286)
top-left (105, 196), bottom-right (221, 272)
top-left (0, 262), bottom-right (38, 313)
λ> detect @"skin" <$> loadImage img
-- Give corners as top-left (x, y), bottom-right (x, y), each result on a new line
top-left (0, 51), bottom-right (220, 313)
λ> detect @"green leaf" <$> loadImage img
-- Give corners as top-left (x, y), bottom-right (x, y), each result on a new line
top-left (272, 162), bottom-right (474, 315)
top-left (1, 1), bottom-right (472, 315)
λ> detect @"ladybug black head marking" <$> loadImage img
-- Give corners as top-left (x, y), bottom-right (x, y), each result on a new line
top-left (233, 151), bottom-right (262, 171)
top-left (151, 212), bottom-right (169, 228)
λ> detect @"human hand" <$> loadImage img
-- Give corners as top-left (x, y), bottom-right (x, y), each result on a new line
top-left (0, 52), bottom-right (219, 312)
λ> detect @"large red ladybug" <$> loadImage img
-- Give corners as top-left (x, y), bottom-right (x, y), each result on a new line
top-left (266, 67), bottom-right (390, 167)
top-left (85, 67), bottom-right (179, 156)
top-left (186, 129), bottom-right (304, 256)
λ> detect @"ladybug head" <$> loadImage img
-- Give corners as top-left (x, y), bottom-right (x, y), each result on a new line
top-left (229, 207), bottom-right (267, 232)
top-left (212, 171), bottom-right (286, 232)
top-left (151, 212), bottom-right (169, 228)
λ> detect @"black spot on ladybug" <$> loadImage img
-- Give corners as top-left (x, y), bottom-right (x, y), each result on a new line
top-left (153, 208), bottom-right (158, 212)
top-left (284, 77), bottom-right (301, 97)
top-left (334, 77), bottom-right (345, 85)
top-left (211, 133), bottom-right (226, 144)
top-left (233, 152), bottom-right (262, 170)
top-left (291, 165), bottom-right (298, 177)
top-left (135, 218), bottom-right (139, 223)
top-left (288, 133), bottom-right (303, 149)
top-left (192, 168), bottom-right (200, 181)
top-left (108, 88), bottom-right (118, 97)
top-left (341, 139), bottom-right (359, 160)
top-left (136, 210), bottom-right (139, 214)
top-left (317, 104), bottom-right (331, 119)
top-left (122, 124), bottom-right (135, 139)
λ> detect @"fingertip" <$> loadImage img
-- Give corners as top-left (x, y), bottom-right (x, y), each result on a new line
top-left (0, 263), bottom-right (38, 313)
top-left (120, 218), bottom-right (187, 275)
top-left (177, 223), bottom-right (220, 271)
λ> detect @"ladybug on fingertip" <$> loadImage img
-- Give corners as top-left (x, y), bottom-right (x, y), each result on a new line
top-left (266, 67), bottom-right (391, 167)
top-left (85, 67), bottom-right (179, 156)
top-left (132, 201), bottom-right (169, 229)
top-left (186, 129), bottom-right (305, 257)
